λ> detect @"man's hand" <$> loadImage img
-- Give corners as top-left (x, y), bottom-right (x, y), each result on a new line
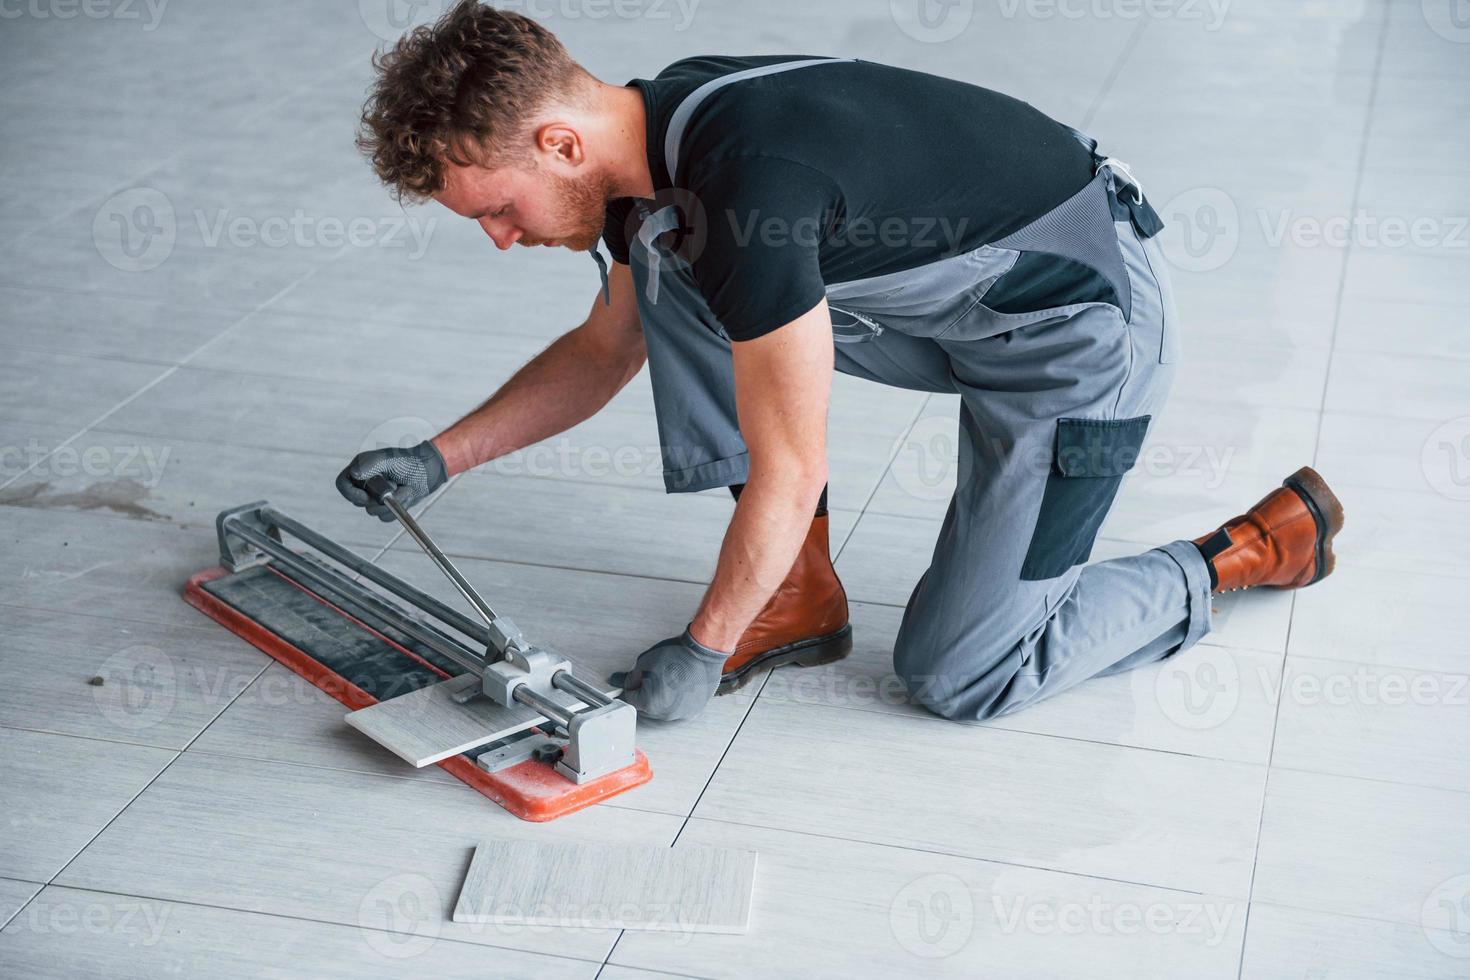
top-left (611, 629), bottom-right (731, 721)
top-left (688, 299), bottom-right (834, 650)
top-left (335, 440), bottom-right (447, 520)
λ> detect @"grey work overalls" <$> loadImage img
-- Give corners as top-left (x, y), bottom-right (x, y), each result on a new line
top-left (598, 58), bottom-right (1214, 721)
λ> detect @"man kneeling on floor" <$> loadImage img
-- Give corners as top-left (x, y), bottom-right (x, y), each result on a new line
top-left (337, 1), bottom-right (1345, 724)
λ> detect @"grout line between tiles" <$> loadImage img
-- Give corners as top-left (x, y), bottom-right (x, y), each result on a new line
top-left (0, 882), bottom-right (46, 938)
top-left (1078, 17), bottom-right (1149, 131)
top-left (1235, 4), bottom-right (1392, 975)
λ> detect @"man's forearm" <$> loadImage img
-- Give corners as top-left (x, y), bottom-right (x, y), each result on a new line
top-left (432, 324), bottom-right (644, 475)
top-left (689, 467), bottom-right (828, 652)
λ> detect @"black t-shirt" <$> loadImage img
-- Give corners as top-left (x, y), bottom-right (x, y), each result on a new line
top-left (601, 55), bottom-right (1095, 342)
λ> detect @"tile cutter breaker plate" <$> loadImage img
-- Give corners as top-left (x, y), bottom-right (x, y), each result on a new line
top-left (182, 480), bottom-right (650, 821)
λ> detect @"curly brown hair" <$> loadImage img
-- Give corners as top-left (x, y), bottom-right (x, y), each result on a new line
top-left (357, 1), bottom-right (593, 202)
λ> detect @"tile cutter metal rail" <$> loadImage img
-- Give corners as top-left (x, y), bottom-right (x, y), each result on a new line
top-left (183, 490), bottom-right (651, 821)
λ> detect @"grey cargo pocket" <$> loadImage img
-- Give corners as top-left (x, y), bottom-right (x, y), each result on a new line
top-left (1020, 415), bottom-right (1151, 581)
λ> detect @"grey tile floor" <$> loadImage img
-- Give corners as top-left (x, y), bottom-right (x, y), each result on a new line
top-left (1, 1), bottom-right (1467, 977)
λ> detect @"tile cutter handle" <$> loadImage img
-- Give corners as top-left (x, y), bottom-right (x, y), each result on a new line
top-left (363, 475), bottom-right (501, 632)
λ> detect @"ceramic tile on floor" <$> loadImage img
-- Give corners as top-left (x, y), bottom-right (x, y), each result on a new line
top-left (265, 237), bottom-right (596, 341)
top-left (0, 886), bottom-right (598, 980)
top-left (190, 309), bottom-right (555, 396)
top-left (0, 226), bottom-right (332, 313)
top-left (1334, 297), bottom-right (1470, 362)
top-left (1323, 484), bottom-right (1470, 579)
top-left (1342, 251), bottom-right (1467, 308)
top-left (1288, 563), bottom-right (1470, 676)
top-left (0, 879), bottom-right (41, 931)
top-left (0, 348), bottom-right (162, 430)
top-left (1252, 768), bottom-right (1470, 929)
top-left (1314, 412), bottom-right (1457, 495)
top-left (1324, 349), bottom-right (1470, 423)
top-left (1238, 901), bottom-right (1470, 980)
top-left (100, 364), bottom-right (467, 460)
top-left (1361, 124), bottom-right (1467, 179)
top-left (0, 508), bottom-right (229, 629)
top-left (611, 819), bottom-right (1246, 980)
top-left (0, 604), bottom-right (264, 749)
top-left (1141, 400), bottom-right (1319, 484)
top-left (1168, 337), bottom-right (1332, 414)
top-left (0, 420), bottom-right (79, 485)
top-left (694, 699), bottom-right (1264, 897)
top-left (0, 727), bottom-right (174, 882)
top-left (55, 752), bottom-right (682, 963)
top-left (833, 511), bottom-right (937, 607)
top-left (1271, 656), bottom-right (1470, 793)
top-left (759, 603), bottom-right (1281, 765)
top-left (0, 286), bottom-right (242, 365)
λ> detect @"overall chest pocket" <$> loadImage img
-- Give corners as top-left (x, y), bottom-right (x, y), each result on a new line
top-left (1021, 415), bottom-right (1151, 581)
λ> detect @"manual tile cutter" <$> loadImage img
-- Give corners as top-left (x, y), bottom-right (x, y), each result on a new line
top-left (183, 483), bottom-right (651, 821)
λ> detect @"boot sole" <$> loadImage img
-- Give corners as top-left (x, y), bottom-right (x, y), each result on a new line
top-left (1282, 465), bottom-right (1345, 587)
top-left (716, 625), bottom-right (854, 695)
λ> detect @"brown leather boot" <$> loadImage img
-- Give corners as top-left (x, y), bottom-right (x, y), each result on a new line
top-left (1193, 466), bottom-right (1345, 593)
top-left (718, 512), bottom-right (852, 694)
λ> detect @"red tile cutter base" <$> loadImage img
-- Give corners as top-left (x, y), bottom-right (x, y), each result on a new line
top-left (182, 499), bottom-right (650, 822)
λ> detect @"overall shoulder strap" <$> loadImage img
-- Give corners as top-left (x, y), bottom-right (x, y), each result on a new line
top-left (662, 57), bottom-right (854, 185)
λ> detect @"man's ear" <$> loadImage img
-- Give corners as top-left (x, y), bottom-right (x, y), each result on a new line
top-left (536, 122), bottom-right (585, 169)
